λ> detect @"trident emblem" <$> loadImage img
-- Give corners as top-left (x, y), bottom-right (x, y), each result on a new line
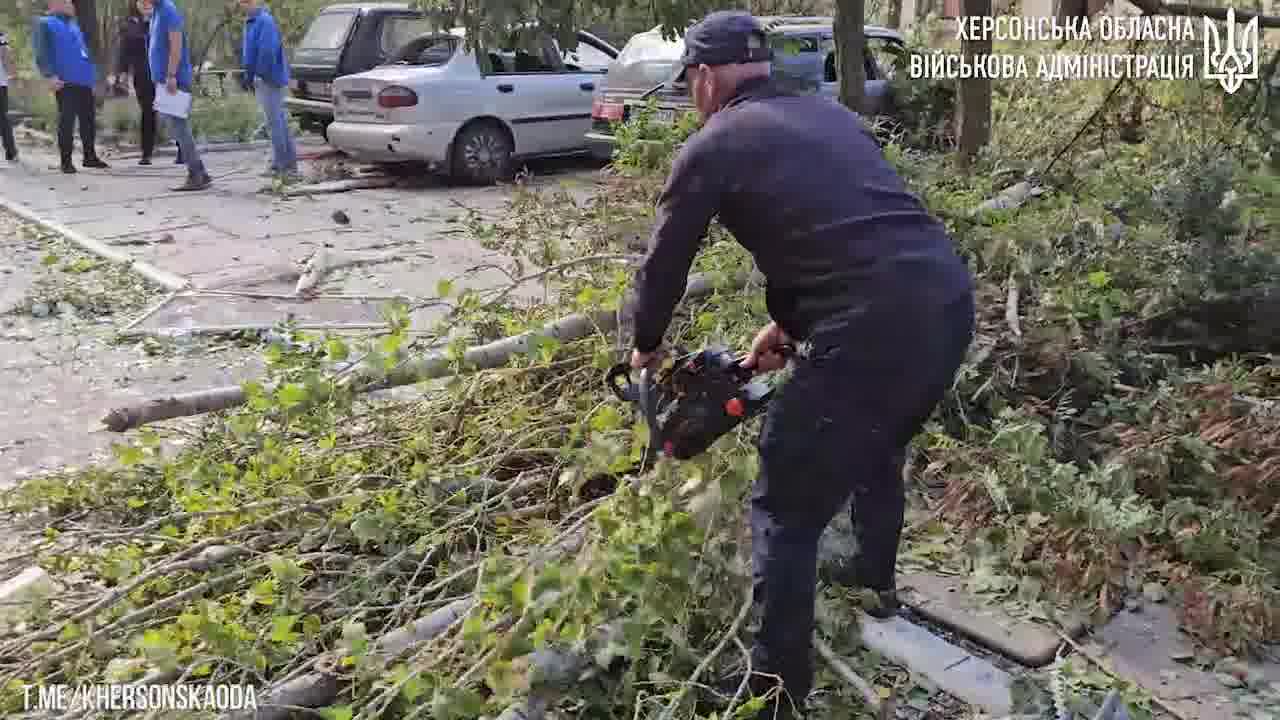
top-left (1204, 7), bottom-right (1259, 94)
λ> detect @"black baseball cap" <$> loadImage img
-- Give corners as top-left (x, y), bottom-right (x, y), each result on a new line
top-left (673, 11), bottom-right (773, 82)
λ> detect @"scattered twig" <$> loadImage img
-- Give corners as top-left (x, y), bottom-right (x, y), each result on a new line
top-left (1006, 276), bottom-right (1023, 343)
top-left (119, 290), bottom-right (179, 333)
top-left (657, 592), bottom-right (753, 720)
top-left (814, 635), bottom-right (893, 720)
top-left (294, 250), bottom-right (400, 297)
top-left (280, 176), bottom-right (397, 197)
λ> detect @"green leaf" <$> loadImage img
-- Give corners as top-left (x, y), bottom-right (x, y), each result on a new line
top-left (319, 707), bottom-right (353, 720)
top-left (276, 383), bottom-right (309, 408)
top-left (342, 621), bottom-right (369, 656)
top-left (1087, 270), bottom-right (1112, 289)
top-left (270, 615), bottom-right (300, 644)
top-left (351, 512), bottom-right (388, 545)
top-left (325, 338), bottom-right (349, 362)
top-left (590, 406), bottom-right (624, 433)
top-left (437, 278), bottom-right (455, 298)
top-left (112, 443), bottom-right (146, 467)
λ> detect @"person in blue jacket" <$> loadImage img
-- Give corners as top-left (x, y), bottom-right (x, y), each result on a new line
top-left (140, 0), bottom-right (209, 191)
top-left (35, 0), bottom-right (109, 173)
top-left (238, 0), bottom-right (297, 178)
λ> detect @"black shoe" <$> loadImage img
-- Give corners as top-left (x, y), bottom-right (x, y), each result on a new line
top-left (5, 152), bottom-right (16, 162)
top-left (139, 156), bottom-right (152, 166)
top-left (83, 157), bottom-right (109, 169)
top-left (61, 162), bottom-right (77, 174)
top-left (172, 173), bottom-right (211, 191)
top-left (820, 561), bottom-right (900, 619)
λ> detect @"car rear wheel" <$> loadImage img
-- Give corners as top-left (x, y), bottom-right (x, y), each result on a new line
top-left (450, 121), bottom-right (513, 185)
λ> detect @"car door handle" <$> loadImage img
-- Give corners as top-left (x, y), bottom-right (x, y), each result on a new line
top-left (497, 84), bottom-right (514, 93)
top-left (579, 82), bottom-right (594, 91)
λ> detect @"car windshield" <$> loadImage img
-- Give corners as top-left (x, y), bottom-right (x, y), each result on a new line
top-left (299, 11), bottom-right (356, 50)
top-left (390, 35), bottom-right (457, 65)
top-left (616, 30), bottom-right (684, 64)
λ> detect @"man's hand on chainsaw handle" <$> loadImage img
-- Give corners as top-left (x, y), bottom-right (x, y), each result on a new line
top-left (742, 321), bottom-right (792, 374)
top-left (630, 348), bottom-right (663, 371)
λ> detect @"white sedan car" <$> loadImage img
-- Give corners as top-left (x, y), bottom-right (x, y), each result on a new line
top-left (327, 28), bottom-right (618, 184)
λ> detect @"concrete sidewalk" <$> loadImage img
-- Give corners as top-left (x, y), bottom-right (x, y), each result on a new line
top-left (0, 134), bottom-right (602, 334)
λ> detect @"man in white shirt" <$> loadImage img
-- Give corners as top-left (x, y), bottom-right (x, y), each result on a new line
top-left (0, 31), bottom-right (18, 161)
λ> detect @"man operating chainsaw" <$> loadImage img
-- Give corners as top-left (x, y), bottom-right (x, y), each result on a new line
top-left (627, 10), bottom-right (975, 718)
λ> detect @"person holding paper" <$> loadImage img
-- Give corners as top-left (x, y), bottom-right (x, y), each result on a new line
top-left (238, 0), bottom-right (297, 179)
top-left (140, 0), bottom-right (209, 191)
top-left (35, 0), bottom-right (109, 174)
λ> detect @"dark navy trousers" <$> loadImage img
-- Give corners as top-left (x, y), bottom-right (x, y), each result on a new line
top-left (748, 288), bottom-right (974, 714)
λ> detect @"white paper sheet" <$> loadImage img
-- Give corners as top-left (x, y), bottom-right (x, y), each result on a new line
top-left (153, 84), bottom-right (192, 119)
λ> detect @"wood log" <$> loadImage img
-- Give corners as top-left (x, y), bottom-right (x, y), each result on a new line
top-left (100, 270), bottom-right (747, 432)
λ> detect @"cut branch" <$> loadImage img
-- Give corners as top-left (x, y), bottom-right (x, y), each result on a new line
top-left (100, 271), bottom-right (748, 432)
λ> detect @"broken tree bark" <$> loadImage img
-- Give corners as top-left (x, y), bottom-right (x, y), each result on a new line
top-left (101, 270), bottom-right (748, 432)
top-left (294, 249), bottom-right (400, 296)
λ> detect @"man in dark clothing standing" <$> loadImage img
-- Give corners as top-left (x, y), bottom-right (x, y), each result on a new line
top-left (35, 0), bottom-right (109, 173)
top-left (627, 11), bottom-right (974, 718)
top-left (116, 1), bottom-right (156, 164)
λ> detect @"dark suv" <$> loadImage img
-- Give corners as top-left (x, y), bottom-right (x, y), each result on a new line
top-left (287, 2), bottom-right (433, 137)
top-left (585, 16), bottom-right (906, 160)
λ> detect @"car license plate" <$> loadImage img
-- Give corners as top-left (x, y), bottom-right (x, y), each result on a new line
top-left (652, 108), bottom-right (675, 124)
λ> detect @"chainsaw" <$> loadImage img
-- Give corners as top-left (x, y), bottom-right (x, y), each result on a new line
top-left (605, 345), bottom-right (793, 466)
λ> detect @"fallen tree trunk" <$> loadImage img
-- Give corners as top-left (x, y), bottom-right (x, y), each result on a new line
top-left (101, 270), bottom-right (747, 432)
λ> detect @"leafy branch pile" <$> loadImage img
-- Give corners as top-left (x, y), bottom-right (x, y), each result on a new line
top-left (1, 32), bottom-right (1278, 720)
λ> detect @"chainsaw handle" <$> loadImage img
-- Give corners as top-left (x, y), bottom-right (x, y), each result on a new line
top-left (606, 363), bottom-right (639, 402)
top-left (734, 343), bottom-right (797, 378)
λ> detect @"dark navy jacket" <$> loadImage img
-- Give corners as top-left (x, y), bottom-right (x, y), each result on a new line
top-left (116, 15), bottom-right (151, 81)
top-left (631, 76), bottom-right (972, 352)
top-left (242, 6), bottom-right (290, 88)
top-left (35, 13), bottom-right (96, 89)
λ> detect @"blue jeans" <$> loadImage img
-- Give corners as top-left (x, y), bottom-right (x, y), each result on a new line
top-left (162, 109), bottom-right (206, 179)
top-left (255, 78), bottom-right (297, 173)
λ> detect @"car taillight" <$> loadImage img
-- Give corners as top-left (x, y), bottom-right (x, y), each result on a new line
top-left (592, 98), bottom-right (624, 121)
top-left (377, 86), bottom-right (418, 108)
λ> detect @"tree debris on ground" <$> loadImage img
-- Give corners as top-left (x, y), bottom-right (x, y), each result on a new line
top-left (1, 29), bottom-right (1278, 720)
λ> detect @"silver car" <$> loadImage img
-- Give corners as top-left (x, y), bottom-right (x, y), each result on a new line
top-left (327, 27), bottom-right (618, 184)
top-left (586, 17), bottom-right (906, 160)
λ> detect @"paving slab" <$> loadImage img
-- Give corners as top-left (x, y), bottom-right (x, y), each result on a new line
top-left (1083, 603), bottom-right (1278, 720)
top-left (857, 613), bottom-right (1015, 715)
top-left (899, 571), bottom-right (1084, 667)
